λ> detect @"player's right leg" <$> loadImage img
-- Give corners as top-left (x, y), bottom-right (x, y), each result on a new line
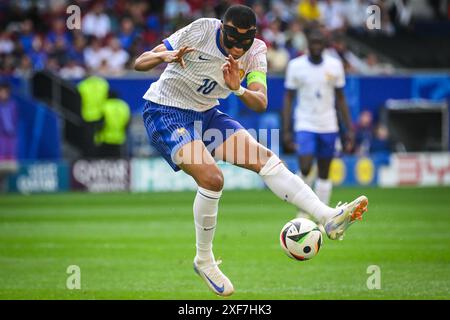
top-left (214, 129), bottom-right (368, 240)
top-left (142, 101), bottom-right (233, 297)
top-left (175, 141), bottom-right (234, 297)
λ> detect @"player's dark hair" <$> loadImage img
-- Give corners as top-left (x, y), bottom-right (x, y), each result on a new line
top-left (223, 4), bottom-right (256, 29)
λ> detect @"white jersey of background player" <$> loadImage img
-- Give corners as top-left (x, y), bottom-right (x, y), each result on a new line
top-left (144, 18), bottom-right (267, 111)
top-left (283, 30), bottom-right (355, 212)
top-left (286, 54), bottom-right (345, 133)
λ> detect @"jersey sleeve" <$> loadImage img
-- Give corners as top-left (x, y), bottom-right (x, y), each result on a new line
top-left (284, 60), bottom-right (298, 90)
top-left (163, 19), bottom-right (206, 51)
top-left (247, 41), bottom-right (268, 74)
top-left (334, 59), bottom-right (346, 88)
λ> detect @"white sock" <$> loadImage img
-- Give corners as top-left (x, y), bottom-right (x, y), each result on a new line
top-left (260, 155), bottom-right (338, 225)
top-left (314, 178), bottom-right (333, 206)
top-left (297, 171), bottom-right (314, 188)
top-left (193, 187), bottom-right (221, 265)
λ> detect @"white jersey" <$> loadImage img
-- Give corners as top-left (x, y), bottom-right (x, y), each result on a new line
top-left (144, 18), bottom-right (267, 112)
top-left (284, 54), bottom-right (345, 133)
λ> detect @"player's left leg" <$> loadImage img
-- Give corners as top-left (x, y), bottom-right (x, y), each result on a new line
top-left (213, 129), bottom-right (368, 240)
top-left (316, 158), bottom-right (333, 205)
top-left (315, 132), bottom-right (339, 206)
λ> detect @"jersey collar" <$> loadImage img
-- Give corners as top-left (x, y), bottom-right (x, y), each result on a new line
top-left (308, 55), bottom-right (323, 65)
top-left (216, 28), bottom-right (228, 57)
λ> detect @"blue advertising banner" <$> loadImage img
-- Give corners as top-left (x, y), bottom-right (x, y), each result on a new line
top-left (7, 161), bottom-right (69, 193)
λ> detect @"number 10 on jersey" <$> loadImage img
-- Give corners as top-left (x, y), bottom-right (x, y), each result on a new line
top-left (197, 79), bottom-right (218, 95)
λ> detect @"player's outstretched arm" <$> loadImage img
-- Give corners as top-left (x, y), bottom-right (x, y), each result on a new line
top-left (222, 55), bottom-right (267, 113)
top-left (134, 44), bottom-right (194, 72)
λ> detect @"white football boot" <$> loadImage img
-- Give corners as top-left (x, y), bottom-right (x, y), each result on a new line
top-left (193, 258), bottom-right (234, 297)
top-left (324, 195), bottom-right (369, 240)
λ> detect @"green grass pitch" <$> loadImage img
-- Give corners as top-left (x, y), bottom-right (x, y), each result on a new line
top-left (1, 187), bottom-right (449, 300)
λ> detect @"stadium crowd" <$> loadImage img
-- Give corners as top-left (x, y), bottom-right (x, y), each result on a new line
top-left (3, 0), bottom-right (444, 78)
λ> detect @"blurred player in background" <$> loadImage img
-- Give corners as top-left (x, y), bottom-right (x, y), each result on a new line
top-left (135, 5), bottom-right (367, 297)
top-left (282, 29), bottom-right (355, 223)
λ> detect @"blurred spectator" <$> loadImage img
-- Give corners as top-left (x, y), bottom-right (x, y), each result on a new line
top-left (392, 0), bottom-right (414, 28)
top-left (118, 17), bottom-right (138, 50)
top-left (46, 18), bottom-right (71, 48)
top-left (200, 4), bottom-right (218, 19)
top-left (360, 53), bottom-right (395, 75)
top-left (14, 55), bottom-right (33, 78)
top-left (0, 0), bottom-right (403, 77)
top-left (49, 37), bottom-right (69, 67)
top-left (319, 0), bottom-right (346, 32)
top-left (18, 19), bottom-right (35, 54)
top-left (285, 20), bottom-right (308, 55)
top-left (329, 35), bottom-right (367, 73)
top-left (380, 13), bottom-right (396, 36)
top-left (106, 37), bottom-right (129, 76)
top-left (379, 1), bottom-right (396, 36)
top-left (265, 0), bottom-right (294, 27)
top-left (252, 2), bottom-right (270, 32)
top-left (355, 110), bottom-right (374, 155)
top-left (68, 33), bottom-right (87, 66)
top-left (0, 82), bottom-right (17, 161)
top-left (164, 0), bottom-right (192, 20)
top-left (186, 0), bottom-right (205, 16)
top-left (0, 32), bottom-right (14, 55)
top-left (345, 0), bottom-right (370, 32)
top-left (370, 124), bottom-right (391, 154)
top-left (266, 42), bottom-right (290, 73)
top-left (126, 0), bottom-right (150, 28)
top-left (298, 0), bottom-right (321, 22)
top-left (45, 56), bottom-right (60, 74)
top-left (60, 59), bottom-right (86, 79)
top-left (262, 19), bottom-right (287, 48)
top-left (82, 2), bottom-right (112, 39)
top-left (84, 37), bottom-right (111, 72)
top-left (29, 36), bottom-right (48, 70)
top-left (0, 55), bottom-right (16, 76)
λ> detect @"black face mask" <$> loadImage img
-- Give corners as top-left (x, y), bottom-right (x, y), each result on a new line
top-left (222, 24), bottom-right (256, 51)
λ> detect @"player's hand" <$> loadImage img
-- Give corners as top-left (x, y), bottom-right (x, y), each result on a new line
top-left (222, 55), bottom-right (240, 90)
top-left (283, 132), bottom-right (296, 154)
top-left (162, 46), bottom-right (194, 68)
top-left (344, 130), bottom-right (355, 153)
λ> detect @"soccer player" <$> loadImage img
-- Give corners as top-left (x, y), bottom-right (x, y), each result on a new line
top-left (135, 5), bottom-right (367, 297)
top-left (282, 30), bottom-right (355, 216)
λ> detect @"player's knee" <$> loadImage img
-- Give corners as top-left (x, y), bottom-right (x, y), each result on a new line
top-left (198, 170), bottom-right (224, 192)
top-left (251, 150), bottom-right (274, 173)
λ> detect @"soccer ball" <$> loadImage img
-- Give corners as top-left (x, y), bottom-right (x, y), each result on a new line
top-left (280, 218), bottom-right (323, 261)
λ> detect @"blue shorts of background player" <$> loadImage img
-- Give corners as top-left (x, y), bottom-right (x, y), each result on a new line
top-left (142, 100), bottom-right (244, 172)
top-left (295, 131), bottom-right (338, 159)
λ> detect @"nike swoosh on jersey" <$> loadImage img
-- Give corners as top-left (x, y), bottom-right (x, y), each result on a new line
top-left (199, 55), bottom-right (210, 61)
